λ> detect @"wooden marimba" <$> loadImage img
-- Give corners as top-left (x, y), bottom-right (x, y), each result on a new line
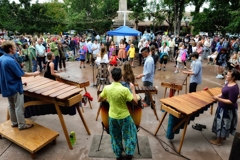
top-left (154, 87), bottom-right (221, 153)
top-left (96, 84), bottom-right (159, 120)
top-left (56, 72), bottom-right (92, 112)
top-left (2, 76), bottom-right (91, 158)
top-left (161, 73), bottom-right (188, 98)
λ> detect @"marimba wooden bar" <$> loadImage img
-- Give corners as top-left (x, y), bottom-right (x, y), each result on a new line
top-left (96, 85), bottom-right (159, 121)
top-left (1, 76), bottom-right (91, 158)
top-left (56, 72), bottom-right (92, 112)
top-left (161, 74), bottom-right (188, 98)
top-left (154, 87), bottom-right (221, 153)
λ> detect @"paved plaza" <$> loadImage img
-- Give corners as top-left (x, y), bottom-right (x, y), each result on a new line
top-left (0, 60), bottom-right (239, 160)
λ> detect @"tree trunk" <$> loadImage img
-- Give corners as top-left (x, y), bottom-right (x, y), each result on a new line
top-left (135, 19), bottom-right (139, 30)
top-left (174, 0), bottom-right (177, 36)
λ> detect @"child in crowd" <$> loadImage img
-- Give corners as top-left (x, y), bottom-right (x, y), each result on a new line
top-left (44, 52), bottom-right (59, 80)
top-left (122, 61), bottom-right (136, 86)
top-left (175, 43), bottom-right (187, 73)
top-left (79, 45), bottom-right (86, 68)
top-left (95, 46), bottom-right (109, 66)
top-left (128, 44), bottom-right (135, 67)
top-left (108, 51), bottom-right (120, 71)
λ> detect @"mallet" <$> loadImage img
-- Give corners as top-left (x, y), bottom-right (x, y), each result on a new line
top-left (203, 87), bottom-right (214, 96)
top-left (22, 82), bottom-right (27, 86)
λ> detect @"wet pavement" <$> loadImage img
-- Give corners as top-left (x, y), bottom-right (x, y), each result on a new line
top-left (0, 60), bottom-right (239, 160)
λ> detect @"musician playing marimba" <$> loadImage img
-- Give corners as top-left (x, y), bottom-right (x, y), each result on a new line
top-left (210, 69), bottom-right (239, 146)
top-left (44, 52), bottom-right (59, 80)
top-left (136, 47), bottom-right (155, 107)
top-left (0, 40), bottom-right (40, 130)
top-left (98, 68), bottom-right (138, 160)
top-left (182, 52), bottom-right (202, 93)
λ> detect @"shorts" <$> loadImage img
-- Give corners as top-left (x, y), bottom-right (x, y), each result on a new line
top-left (129, 58), bottom-right (134, 62)
top-left (159, 58), bottom-right (167, 64)
top-left (80, 59), bottom-right (85, 62)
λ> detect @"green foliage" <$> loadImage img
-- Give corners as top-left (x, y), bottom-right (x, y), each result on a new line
top-left (191, 0), bottom-right (239, 35)
top-left (128, 0), bottom-right (147, 29)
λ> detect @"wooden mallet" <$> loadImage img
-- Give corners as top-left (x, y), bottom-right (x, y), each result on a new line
top-left (203, 87), bottom-right (214, 96)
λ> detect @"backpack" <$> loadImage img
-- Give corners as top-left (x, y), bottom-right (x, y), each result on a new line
top-left (181, 51), bottom-right (186, 62)
top-left (162, 53), bottom-right (168, 59)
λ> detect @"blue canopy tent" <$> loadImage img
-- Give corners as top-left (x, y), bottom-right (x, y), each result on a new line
top-left (107, 26), bottom-right (142, 36)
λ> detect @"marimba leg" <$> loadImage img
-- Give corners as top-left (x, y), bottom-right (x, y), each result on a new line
top-left (210, 104), bottom-right (213, 115)
top-left (154, 112), bottom-right (167, 136)
top-left (53, 102), bottom-right (73, 150)
top-left (6, 108), bottom-right (10, 121)
top-left (164, 88), bottom-right (167, 98)
top-left (178, 116), bottom-right (190, 153)
top-left (95, 105), bottom-right (101, 121)
top-left (76, 106), bottom-right (91, 135)
top-left (149, 92), bottom-right (159, 120)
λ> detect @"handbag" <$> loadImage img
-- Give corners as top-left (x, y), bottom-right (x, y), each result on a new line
top-left (177, 56), bottom-right (182, 63)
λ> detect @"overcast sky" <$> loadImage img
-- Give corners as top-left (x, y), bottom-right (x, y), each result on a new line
top-left (11, 0), bottom-right (209, 12)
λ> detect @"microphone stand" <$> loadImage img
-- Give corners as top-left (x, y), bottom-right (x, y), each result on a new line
top-left (92, 57), bottom-right (97, 87)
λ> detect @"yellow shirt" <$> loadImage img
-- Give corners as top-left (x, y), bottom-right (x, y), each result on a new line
top-left (128, 47), bottom-right (135, 58)
top-left (100, 82), bottom-right (133, 119)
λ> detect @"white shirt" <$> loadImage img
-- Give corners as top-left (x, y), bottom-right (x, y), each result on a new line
top-left (95, 54), bottom-right (109, 65)
top-left (35, 43), bottom-right (45, 56)
top-left (159, 46), bottom-right (169, 53)
top-left (92, 43), bottom-right (100, 55)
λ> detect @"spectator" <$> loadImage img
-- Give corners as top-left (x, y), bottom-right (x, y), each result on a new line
top-left (50, 38), bottom-right (60, 71)
top-left (36, 39), bottom-right (46, 72)
top-left (215, 48), bottom-right (228, 79)
top-left (158, 42), bottom-right (170, 71)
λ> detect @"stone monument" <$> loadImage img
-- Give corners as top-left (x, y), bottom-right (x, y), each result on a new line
top-left (113, 0), bottom-right (133, 28)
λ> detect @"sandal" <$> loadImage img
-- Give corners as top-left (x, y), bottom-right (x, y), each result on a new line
top-left (196, 123), bottom-right (206, 129)
top-left (19, 124), bottom-right (34, 131)
top-left (192, 125), bottom-right (202, 131)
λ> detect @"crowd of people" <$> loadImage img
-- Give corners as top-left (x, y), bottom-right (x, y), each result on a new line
top-left (0, 32), bottom-right (239, 160)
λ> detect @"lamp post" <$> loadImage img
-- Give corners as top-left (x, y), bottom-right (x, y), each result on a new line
top-left (184, 17), bottom-right (190, 33)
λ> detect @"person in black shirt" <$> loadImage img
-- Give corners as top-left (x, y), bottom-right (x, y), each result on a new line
top-left (149, 39), bottom-right (158, 50)
top-left (44, 52), bottom-right (59, 80)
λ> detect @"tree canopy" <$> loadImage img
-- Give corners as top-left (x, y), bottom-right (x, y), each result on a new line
top-left (0, 0), bottom-right (239, 35)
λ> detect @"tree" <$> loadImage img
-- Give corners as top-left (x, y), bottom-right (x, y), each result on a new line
top-left (64, 0), bottom-right (118, 34)
top-left (0, 0), bottom-right (20, 32)
top-left (190, 0), bottom-right (239, 35)
top-left (145, 0), bottom-right (165, 32)
top-left (128, 0), bottom-right (147, 30)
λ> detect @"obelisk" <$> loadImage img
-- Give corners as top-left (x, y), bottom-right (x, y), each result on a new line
top-left (113, 0), bottom-right (133, 28)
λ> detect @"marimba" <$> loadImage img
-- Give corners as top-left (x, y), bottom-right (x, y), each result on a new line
top-left (56, 72), bottom-right (92, 112)
top-left (161, 73), bottom-right (188, 98)
top-left (96, 84), bottom-right (159, 120)
top-left (154, 87), bottom-right (222, 153)
top-left (2, 76), bottom-right (91, 158)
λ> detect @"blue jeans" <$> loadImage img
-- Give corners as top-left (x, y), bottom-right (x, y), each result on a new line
top-left (143, 81), bottom-right (153, 105)
top-left (71, 47), bottom-right (76, 56)
top-left (54, 55), bottom-right (59, 71)
top-left (37, 56), bottom-right (46, 72)
top-left (32, 60), bottom-right (37, 72)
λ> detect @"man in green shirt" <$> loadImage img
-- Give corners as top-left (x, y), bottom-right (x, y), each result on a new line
top-left (50, 38), bottom-right (59, 71)
top-left (98, 68), bottom-right (137, 160)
